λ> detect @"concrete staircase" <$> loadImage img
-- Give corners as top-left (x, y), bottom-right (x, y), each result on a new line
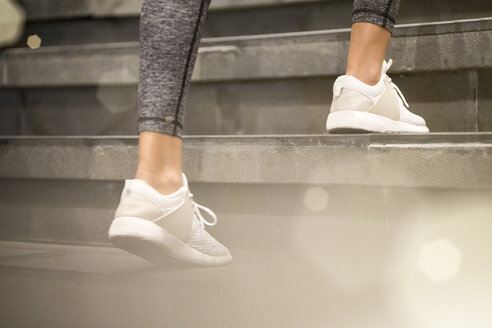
top-left (1, 133), bottom-right (492, 245)
top-left (1, 1), bottom-right (492, 327)
top-left (1, 2), bottom-right (492, 135)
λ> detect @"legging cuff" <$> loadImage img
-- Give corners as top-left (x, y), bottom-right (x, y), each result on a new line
top-left (137, 117), bottom-right (184, 138)
top-left (352, 10), bottom-right (395, 32)
top-left (352, 0), bottom-right (400, 33)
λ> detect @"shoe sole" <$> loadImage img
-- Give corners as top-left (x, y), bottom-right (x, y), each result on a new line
top-left (326, 111), bottom-right (429, 133)
top-left (108, 217), bottom-right (232, 266)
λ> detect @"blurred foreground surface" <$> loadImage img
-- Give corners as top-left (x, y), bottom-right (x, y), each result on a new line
top-left (1, 191), bottom-right (491, 328)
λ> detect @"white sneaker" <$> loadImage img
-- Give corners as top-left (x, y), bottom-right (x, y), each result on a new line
top-left (108, 173), bottom-right (232, 266)
top-left (326, 59), bottom-right (429, 133)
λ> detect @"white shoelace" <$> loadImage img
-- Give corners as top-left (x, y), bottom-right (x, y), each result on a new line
top-left (189, 193), bottom-right (218, 228)
top-left (383, 58), bottom-right (410, 109)
top-left (382, 58), bottom-right (394, 75)
top-left (391, 81), bottom-right (410, 108)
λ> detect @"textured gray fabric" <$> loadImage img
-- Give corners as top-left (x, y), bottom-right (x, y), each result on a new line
top-left (137, 0), bottom-right (210, 137)
top-left (137, 0), bottom-right (400, 136)
top-left (352, 0), bottom-right (401, 32)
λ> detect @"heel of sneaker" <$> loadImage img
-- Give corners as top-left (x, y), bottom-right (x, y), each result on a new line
top-left (109, 217), bottom-right (180, 263)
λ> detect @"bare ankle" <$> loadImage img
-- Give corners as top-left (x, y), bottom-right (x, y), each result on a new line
top-left (135, 132), bottom-right (183, 195)
top-left (135, 169), bottom-right (183, 195)
top-left (345, 66), bottom-right (381, 86)
top-left (345, 22), bottom-right (390, 86)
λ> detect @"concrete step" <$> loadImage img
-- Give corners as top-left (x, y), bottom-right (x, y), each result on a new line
top-left (1, 238), bottom-right (492, 328)
top-left (0, 134), bottom-right (491, 246)
top-left (1, 134), bottom-right (491, 187)
top-left (1, 19), bottom-right (491, 135)
top-left (3, 18), bottom-right (491, 86)
top-left (15, 0), bottom-right (492, 44)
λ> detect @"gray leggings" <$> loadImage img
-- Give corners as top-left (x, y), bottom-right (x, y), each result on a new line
top-left (137, 0), bottom-right (401, 137)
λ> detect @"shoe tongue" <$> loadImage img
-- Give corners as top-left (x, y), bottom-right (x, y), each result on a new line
top-left (181, 173), bottom-right (189, 189)
top-left (381, 59), bottom-right (393, 77)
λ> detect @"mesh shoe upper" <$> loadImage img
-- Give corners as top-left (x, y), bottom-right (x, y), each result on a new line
top-left (186, 218), bottom-right (231, 257)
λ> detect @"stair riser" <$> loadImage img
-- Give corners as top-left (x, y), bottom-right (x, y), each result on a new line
top-left (0, 90), bottom-right (22, 135)
top-left (1, 69), bottom-right (490, 135)
top-left (1, 178), bottom-right (491, 252)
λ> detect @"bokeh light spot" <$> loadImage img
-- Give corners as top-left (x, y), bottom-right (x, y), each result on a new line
top-left (96, 85), bottom-right (137, 114)
top-left (417, 238), bottom-right (462, 283)
top-left (27, 34), bottom-right (42, 49)
top-left (303, 186), bottom-right (329, 212)
top-left (0, 0), bottom-right (26, 46)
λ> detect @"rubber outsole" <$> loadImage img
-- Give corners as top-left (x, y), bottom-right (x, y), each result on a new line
top-left (108, 217), bottom-right (232, 266)
top-left (326, 111), bottom-right (429, 133)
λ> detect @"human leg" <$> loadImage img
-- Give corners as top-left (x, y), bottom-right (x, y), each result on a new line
top-left (109, 0), bottom-right (232, 266)
top-left (326, 0), bottom-right (429, 133)
top-left (136, 0), bottom-right (210, 195)
top-left (345, 22), bottom-right (391, 86)
top-left (347, 0), bottom-right (399, 85)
